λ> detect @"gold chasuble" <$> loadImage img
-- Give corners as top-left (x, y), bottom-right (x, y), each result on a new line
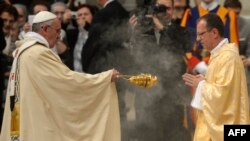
top-left (194, 43), bottom-right (250, 141)
top-left (0, 37), bottom-right (120, 141)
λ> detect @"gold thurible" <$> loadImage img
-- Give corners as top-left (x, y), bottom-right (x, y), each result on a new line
top-left (119, 73), bottom-right (157, 88)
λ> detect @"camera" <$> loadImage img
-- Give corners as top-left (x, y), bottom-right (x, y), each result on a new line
top-left (136, 8), bottom-right (152, 26)
top-left (135, 2), bottom-right (168, 26)
top-left (134, 0), bottom-right (153, 27)
top-left (153, 4), bottom-right (168, 14)
top-left (71, 11), bottom-right (77, 20)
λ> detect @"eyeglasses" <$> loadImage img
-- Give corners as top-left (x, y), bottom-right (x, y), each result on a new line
top-left (197, 30), bottom-right (209, 38)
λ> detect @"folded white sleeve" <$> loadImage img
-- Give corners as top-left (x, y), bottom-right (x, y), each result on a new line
top-left (191, 80), bottom-right (205, 110)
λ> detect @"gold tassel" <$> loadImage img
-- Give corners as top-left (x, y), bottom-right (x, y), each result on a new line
top-left (11, 102), bottom-right (20, 136)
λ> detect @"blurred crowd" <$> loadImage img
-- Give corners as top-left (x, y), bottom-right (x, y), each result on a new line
top-left (0, 0), bottom-right (250, 141)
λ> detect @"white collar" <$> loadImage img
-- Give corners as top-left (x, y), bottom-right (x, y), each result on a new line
top-left (24, 32), bottom-right (50, 48)
top-left (201, 0), bottom-right (219, 11)
top-left (104, 0), bottom-right (114, 8)
top-left (210, 38), bottom-right (228, 54)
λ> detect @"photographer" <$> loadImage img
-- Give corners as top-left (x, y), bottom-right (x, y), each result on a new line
top-left (128, 0), bottom-right (192, 140)
top-left (130, 0), bottom-right (191, 50)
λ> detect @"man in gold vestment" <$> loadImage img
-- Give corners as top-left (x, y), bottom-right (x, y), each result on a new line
top-left (183, 13), bottom-right (250, 141)
top-left (0, 11), bottom-right (121, 141)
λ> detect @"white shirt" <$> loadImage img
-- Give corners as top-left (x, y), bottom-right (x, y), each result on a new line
top-left (73, 27), bottom-right (88, 72)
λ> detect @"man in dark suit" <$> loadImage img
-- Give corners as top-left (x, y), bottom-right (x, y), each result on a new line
top-left (128, 0), bottom-right (192, 140)
top-left (81, 0), bottom-right (129, 74)
top-left (80, 2), bottom-right (130, 140)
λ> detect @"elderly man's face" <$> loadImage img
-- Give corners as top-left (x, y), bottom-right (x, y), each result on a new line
top-left (46, 19), bottom-right (61, 48)
top-left (33, 5), bottom-right (48, 14)
top-left (16, 7), bottom-right (26, 27)
top-left (52, 5), bottom-right (66, 22)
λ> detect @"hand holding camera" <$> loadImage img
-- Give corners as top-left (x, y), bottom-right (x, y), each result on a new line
top-left (130, 3), bottom-right (170, 30)
top-left (150, 15), bottom-right (164, 30)
top-left (129, 15), bottom-right (138, 28)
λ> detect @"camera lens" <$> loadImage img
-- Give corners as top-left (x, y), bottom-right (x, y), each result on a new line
top-left (153, 5), bottom-right (168, 14)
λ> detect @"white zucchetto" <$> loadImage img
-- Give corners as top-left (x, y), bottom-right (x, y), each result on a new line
top-left (32, 11), bottom-right (57, 24)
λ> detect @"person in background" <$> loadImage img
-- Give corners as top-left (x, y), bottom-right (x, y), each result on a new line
top-left (0, 1), bottom-right (18, 134)
top-left (13, 4), bottom-right (27, 30)
top-left (182, 13), bottom-right (249, 141)
top-left (224, 0), bottom-right (250, 56)
top-left (81, 1), bottom-right (129, 140)
top-left (18, 0), bottom-right (50, 39)
top-left (66, 4), bottom-right (98, 72)
top-left (13, 3), bottom-right (30, 41)
top-left (129, 0), bottom-right (192, 140)
top-left (173, 0), bottom-right (190, 24)
top-left (31, 0), bottom-right (49, 14)
top-left (50, 1), bottom-right (70, 64)
top-left (61, 8), bottom-right (77, 30)
top-left (81, 0), bottom-right (129, 74)
top-left (0, 11), bottom-right (121, 141)
top-left (0, 3), bottom-right (18, 56)
top-left (224, 0), bottom-right (250, 110)
top-left (51, 2), bottom-right (67, 24)
top-left (0, 2), bottom-right (18, 79)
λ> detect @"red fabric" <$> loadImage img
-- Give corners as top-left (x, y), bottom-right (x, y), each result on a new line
top-left (203, 57), bottom-right (210, 65)
top-left (187, 56), bottom-right (200, 71)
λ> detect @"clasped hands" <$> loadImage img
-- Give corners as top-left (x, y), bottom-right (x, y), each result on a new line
top-left (182, 73), bottom-right (205, 87)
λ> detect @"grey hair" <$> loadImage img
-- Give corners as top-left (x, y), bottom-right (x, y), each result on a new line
top-left (13, 4), bottom-right (28, 17)
top-left (51, 2), bottom-right (67, 12)
top-left (32, 19), bottom-right (54, 32)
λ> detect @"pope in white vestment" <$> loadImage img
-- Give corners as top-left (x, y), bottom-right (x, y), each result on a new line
top-left (0, 11), bottom-right (121, 141)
